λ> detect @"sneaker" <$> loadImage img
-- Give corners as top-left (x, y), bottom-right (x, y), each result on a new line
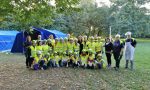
top-left (41, 67), bottom-right (44, 70)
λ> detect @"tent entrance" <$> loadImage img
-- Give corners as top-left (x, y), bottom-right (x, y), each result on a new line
top-left (24, 30), bottom-right (41, 40)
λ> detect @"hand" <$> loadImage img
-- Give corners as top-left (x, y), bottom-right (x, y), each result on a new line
top-left (120, 51), bottom-right (123, 55)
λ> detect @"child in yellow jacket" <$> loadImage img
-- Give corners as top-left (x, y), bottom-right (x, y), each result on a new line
top-left (32, 51), bottom-right (43, 70)
top-left (62, 52), bottom-right (69, 67)
top-left (95, 54), bottom-right (105, 69)
top-left (87, 49), bottom-right (95, 69)
top-left (80, 49), bottom-right (88, 68)
top-left (67, 51), bottom-right (75, 67)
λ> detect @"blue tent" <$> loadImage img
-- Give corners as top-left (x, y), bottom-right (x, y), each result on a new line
top-left (0, 30), bottom-right (19, 52)
top-left (46, 30), bottom-right (67, 38)
top-left (11, 27), bottom-right (67, 53)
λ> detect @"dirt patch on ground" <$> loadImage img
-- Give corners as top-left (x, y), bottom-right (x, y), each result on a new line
top-left (0, 54), bottom-right (110, 90)
top-left (0, 53), bottom-right (150, 90)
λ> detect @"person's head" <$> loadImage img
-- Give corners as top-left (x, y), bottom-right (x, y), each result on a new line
top-left (64, 37), bottom-right (68, 42)
top-left (88, 49), bottom-right (93, 55)
top-left (105, 38), bottom-right (110, 43)
top-left (32, 40), bottom-right (37, 46)
top-left (98, 36), bottom-right (101, 42)
top-left (37, 35), bottom-right (42, 40)
top-left (88, 36), bottom-right (92, 42)
top-left (84, 35), bottom-right (87, 41)
top-left (45, 53), bottom-right (50, 58)
top-left (26, 35), bottom-right (31, 42)
top-left (55, 38), bottom-right (59, 43)
top-left (78, 35), bottom-right (82, 41)
top-left (47, 39), bottom-right (51, 44)
top-left (49, 35), bottom-right (54, 39)
top-left (60, 37), bottom-right (64, 43)
top-left (68, 50), bottom-right (73, 56)
top-left (81, 37), bottom-right (84, 42)
top-left (125, 32), bottom-right (132, 39)
top-left (37, 40), bottom-right (42, 46)
top-left (97, 54), bottom-right (102, 60)
top-left (69, 38), bottom-right (74, 44)
top-left (94, 36), bottom-right (98, 43)
top-left (37, 51), bottom-right (42, 57)
top-left (74, 38), bottom-right (78, 43)
top-left (91, 36), bottom-right (94, 42)
top-left (115, 34), bottom-right (120, 41)
top-left (43, 39), bottom-right (47, 45)
top-left (82, 49), bottom-right (86, 55)
top-left (67, 34), bottom-right (70, 39)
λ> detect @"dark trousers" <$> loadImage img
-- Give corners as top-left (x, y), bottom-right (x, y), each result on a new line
top-left (39, 60), bottom-right (45, 68)
top-left (26, 57), bottom-right (30, 67)
top-left (68, 59), bottom-right (76, 68)
top-left (87, 64), bottom-right (94, 69)
top-left (106, 53), bottom-right (112, 66)
top-left (113, 52), bottom-right (120, 68)
top-left (29, 57), bottom-right (34, 67)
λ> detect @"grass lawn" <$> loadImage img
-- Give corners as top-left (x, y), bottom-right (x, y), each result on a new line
top-left (0, 39), bottom-right (150, 90)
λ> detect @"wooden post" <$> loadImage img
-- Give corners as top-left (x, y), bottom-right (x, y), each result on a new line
top-left (109, 26), bottom-right (112, 41)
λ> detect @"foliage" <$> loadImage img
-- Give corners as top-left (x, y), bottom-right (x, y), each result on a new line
top-left (0, 0), bottom-right (80, 31)
top-left (0, 0), bottom-right (150, 37)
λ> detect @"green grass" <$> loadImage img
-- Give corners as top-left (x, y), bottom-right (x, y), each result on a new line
top-left (0, 39), bottom-right (150, 90)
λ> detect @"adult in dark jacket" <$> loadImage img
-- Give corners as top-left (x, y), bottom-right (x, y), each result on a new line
top-left (113, 34), bottom-right (124, 70)
top-left (24, 35), bottom-right (32, 68)
top-left (104, 38), bottom-right (113, 67)
top-left (78, 36), bottom-right (84, 55)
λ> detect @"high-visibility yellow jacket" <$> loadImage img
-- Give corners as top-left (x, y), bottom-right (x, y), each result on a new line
top-left (69, 55), bottom-right (75, 62)
top-left (51, 39), bottom-right (55, 47)
top-left (83, 41), bottom-right (90, 51)
top-left (80, 55), bottom-right (88, 65)
top-left (55, 42), bottom-right (64, 52)
top-left (34, 55), bottom-right (42, 63)
top-left (36, 45), bottom-right (43, 52)
top-left (63, 42), bottom-right (68, 52)
top-left (88, 42), bottom-right (96, 52)
top-left (54, 55), bottom-right (60, 64)
top-left (44, 56), bottom-right (50, 62)
top-left (67, 42), bottom-right (74, 52)
top-left (30, 46), bottom-right (37, 58)
top-left (95, 42), bottom-right (103, 52)
top-left (73, 43), bottom-right (79, 52)
top-left (42, 45), bottom-right (49, 54)
top-left (88, 54), bottom-right (95, 61)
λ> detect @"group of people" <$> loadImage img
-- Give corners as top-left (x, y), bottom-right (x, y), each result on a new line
top-left (24, 31), bottom-right (136, 71)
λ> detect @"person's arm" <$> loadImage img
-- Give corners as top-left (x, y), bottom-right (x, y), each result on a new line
top-left (110, 43), bottom-right (114, 54)
top-left (24, 42), bottom-right (27, 48)
top-left (103, 43), bottom-right (106, 47)
top-left (133, 39), bottom-right (137, 47)
top-left (120, 43), bottom-right (124, 55)
top-left (101, 42), bottom-right (104, 54)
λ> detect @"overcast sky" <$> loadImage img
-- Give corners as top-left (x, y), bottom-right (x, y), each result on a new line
top-left (95, 0), bottom-right (150, 9)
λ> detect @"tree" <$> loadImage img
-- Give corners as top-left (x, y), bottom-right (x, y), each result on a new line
top-left (109, 0), bottom-right (150, 37)
top-left (49, 0), bottom-right (110, 36)
top-left (0, 0), bottom-right (80, 31)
